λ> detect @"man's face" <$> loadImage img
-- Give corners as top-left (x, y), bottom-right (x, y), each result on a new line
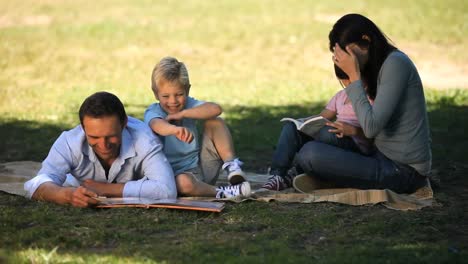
top-left (155, 80), bottom-right (188, 114)
top-left (82, 115), bottom-right (124, 163)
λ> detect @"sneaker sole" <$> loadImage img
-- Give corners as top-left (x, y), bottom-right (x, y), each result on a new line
top-left (240, 181), bottom-right (251, 197)
top-left (228, 172), bottom-right (247, 185)
top-left (293, 174), bottom-right (323, 194)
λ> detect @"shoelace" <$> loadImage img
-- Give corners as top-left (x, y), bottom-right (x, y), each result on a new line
top-left (263, 175), bottom-right (283, 190)
top-left (215, 184), bottom-right (241, 198)
top-left (222, 158), bottom-right (244, 172)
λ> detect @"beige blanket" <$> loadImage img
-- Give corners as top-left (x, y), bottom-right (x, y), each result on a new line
top-left (0, 161), bottom-right (433, 211)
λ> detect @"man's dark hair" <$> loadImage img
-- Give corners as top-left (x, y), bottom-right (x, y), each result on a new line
top-left (79, 91), bottom-right (127, 127)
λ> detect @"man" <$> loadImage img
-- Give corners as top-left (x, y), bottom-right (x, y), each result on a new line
top-left (24, 91), bottom-right (176, 207)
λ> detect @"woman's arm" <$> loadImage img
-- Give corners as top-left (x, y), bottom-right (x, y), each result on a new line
top-left (346, 53), bottom-right (410, 138)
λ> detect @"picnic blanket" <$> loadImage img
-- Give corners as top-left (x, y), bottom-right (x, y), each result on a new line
top-left (0, 161), bottom-right (434, 211)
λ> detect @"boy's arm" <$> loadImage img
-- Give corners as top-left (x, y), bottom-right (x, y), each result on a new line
top-left (149, 118), bottom-right (179, 136)
top-left (149, 118), bottom-right (194, 143)
top-left (166, 102), bottom-right (222, 121)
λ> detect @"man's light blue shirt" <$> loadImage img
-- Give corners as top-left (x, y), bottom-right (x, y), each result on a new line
top-left (144, 97), bottom-right (205, 175)
top-left (24, 116), bottom-right (177, 199)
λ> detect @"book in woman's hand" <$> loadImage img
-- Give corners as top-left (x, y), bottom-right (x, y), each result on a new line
top-left (280, 115), bottom-right (330, 137)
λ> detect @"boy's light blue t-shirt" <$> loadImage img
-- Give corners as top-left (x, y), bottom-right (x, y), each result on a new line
top-left (144, 97), bottom-right (205, 175)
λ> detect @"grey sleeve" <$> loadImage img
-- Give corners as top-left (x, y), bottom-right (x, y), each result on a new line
top-left (346, 54), bottom-right (410, 138)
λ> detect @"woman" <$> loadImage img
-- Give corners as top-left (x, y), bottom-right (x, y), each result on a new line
top-left (295, 13), bottom-right (431, 193)
top-left (261, 65), bottom-right (373, 191)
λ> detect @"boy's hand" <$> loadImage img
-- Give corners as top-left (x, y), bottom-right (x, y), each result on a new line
top-left (173, 126), bottom-right (194, 143)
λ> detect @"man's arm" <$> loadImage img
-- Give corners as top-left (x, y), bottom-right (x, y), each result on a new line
top-left (32, 182), bottom-right (99, 207)
top-left (81, 180), bottom-right (124, 197)
top-left (121, 138), bottom-right (177, 199)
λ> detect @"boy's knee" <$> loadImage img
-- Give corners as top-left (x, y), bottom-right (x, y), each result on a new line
top-left (175, 173), bottom-right (196, 195)
top-left (204, 117), bottom-right (225, 129)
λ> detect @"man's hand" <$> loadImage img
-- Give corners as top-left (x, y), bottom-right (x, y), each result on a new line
top-left (82, 179), bottom-right (106, 196)
top-left (81, 179), bottom-right (125, 198)
top-left (69, 186), bottom-right (99, 208)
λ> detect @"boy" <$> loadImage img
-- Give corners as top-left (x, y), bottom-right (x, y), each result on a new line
top-left (144, 57), bottom-right (250, 199)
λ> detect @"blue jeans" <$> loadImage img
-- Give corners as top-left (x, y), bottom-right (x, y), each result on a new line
top-left (270, 122), bottom-right (360, 176)
top-left (296, 141), bottom-right (427, 193)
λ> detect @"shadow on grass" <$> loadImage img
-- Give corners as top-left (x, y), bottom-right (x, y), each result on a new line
top-left (0, 120), bottom-right (67, 162)
top-left (1, 97), bottom-right (467, 172)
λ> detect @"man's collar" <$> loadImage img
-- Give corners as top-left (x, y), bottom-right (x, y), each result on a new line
top-left (119, 127), bottom-right (136, 160)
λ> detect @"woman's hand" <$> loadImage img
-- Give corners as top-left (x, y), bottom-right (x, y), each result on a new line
top-left (326, 121), bottom-right (359, 138)
top-left (333, 43), bottom-right (361, 83)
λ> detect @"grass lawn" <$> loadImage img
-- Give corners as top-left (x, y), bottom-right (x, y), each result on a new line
top-left (1, 0), bottom-right (467, 263)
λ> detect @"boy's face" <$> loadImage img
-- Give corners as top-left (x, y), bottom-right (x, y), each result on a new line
top-left (155, 80), bottom-right (187, 114)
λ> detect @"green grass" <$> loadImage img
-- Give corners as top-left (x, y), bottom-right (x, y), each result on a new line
top-left (1, 0), bottom-right (467, 263)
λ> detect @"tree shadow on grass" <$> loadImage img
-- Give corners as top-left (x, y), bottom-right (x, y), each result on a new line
top-left (0, 120), bottom-right (66, 162)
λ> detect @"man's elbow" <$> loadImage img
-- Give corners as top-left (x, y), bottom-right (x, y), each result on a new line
top-left (146, 184), bottom-right (177, 199)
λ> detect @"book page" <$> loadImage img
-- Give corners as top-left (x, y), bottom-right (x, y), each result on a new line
top-left (299, 117), bottom-right (328, 137)
top-left (280, 117), bottom-right (303, 129)
top-left (95, 197), bottom-right (225, 212)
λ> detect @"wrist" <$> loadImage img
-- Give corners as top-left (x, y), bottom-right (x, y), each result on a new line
top-left (61, 187), bottom-right (75, 205)
top-left (349, 73), bottom-right (361, 83)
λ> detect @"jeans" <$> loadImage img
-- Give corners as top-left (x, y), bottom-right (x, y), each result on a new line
top-left (270, 122), bottom-right (360, 176)
top-left (296, 141), bottom-right (427, 194)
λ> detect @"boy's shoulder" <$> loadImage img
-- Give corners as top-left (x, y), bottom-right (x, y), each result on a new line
top-left (185, 96), bottom-right (205, 109)
top-left (145, 102), bottom-right (164, 113)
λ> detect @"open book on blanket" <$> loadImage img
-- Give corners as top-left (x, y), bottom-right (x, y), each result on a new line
top-left (95, 197), bottom-right (225, 212)
top-left (280, 115), bottom-right (330, 137)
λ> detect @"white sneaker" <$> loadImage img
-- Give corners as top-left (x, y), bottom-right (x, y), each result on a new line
top-left (215, 182), bottom-right (251, 199)
top-left (222, 158), bottom-right (247, 185)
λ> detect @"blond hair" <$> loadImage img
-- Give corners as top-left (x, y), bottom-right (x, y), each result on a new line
top-left (151, 56), bottom-right (191, 93)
